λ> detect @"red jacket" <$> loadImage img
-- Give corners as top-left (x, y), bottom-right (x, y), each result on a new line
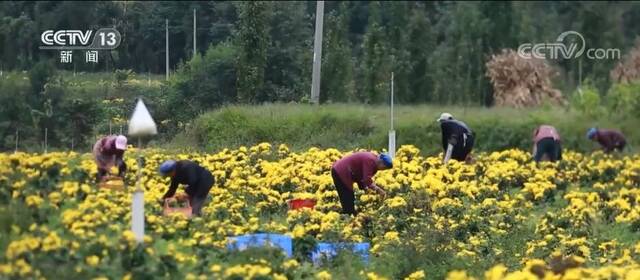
top-left (332, 152), bottom-right (378, 191)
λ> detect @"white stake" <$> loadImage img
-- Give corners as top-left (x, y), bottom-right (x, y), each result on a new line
top-left (388, 72), bottom-right (396, 158)
top-left (131, 136), bottom-right (145, 244)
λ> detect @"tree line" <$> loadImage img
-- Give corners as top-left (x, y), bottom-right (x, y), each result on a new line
top-left (2, 1), bottom-right (640, 107)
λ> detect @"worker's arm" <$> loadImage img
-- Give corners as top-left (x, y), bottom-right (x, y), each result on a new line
top-left (369, 183), bottom-right (386, 198)
top-left (359, 162), bottom-right (386, 198)
top-left (444, 143), bottom-right (454, 164)
top-left (162, 179), bottom-right (179, 200)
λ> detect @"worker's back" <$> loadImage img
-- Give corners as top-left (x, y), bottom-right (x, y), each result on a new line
top-left (534, 125), bottom-right (560, 143)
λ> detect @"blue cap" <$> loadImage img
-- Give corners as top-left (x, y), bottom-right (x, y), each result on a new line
top-left (586, 127), bottom-right (597, 139)
top-left (379, 153), bottom-right (393, 168)
top-left (159, 160), bottom-right (176, 175)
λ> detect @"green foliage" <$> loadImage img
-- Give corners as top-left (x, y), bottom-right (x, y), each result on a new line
top-left (234, 1), bottom-right (271, 104)
top-left (166, 42), bottom-right (237, 124)
top-left (606, 81), bottom-right (640, 119)
top-left (264, 1), bottom-right (311, 103)
top-left (570, 82), bottom-right (606, 119)
top-left (0, 72), bottom-right (32, 149)
top-left (321, 4), bottom-right (355, 103)
top-left (114, 69), bottom-right (133, 88)
top-left (360, 2), bottom-right (391, 104)
top-left (182, 104), bottom-right (639, 155)
top-left (2, 2), bottom-right (640, 105)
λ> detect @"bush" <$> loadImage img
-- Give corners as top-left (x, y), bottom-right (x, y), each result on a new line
top-left (606, 81), bottom-right (640, 119)
top-left (570, 82), bottom-right (606, 119)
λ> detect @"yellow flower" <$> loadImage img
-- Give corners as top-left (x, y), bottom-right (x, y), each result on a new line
top-left (405, 270), bottom-right (426, 280)
top-left (446, 270), bottom-right (475, 280)
top-left (384, 231), bottom-right (400, 243)
top-left (0, 263), bottom-right (13, 274)
top-left (85, 255), bottom-right (100, 267)
top-left (25, 195), bottom-right (43, 207)
top-left (485, 264), bottom-right (507, 280)
top-left (367, 272), bottom-right (390, 280)
top-left (316, 270), bottom-right (332, 280)
top-left (282, 259), bottom-right (299, 270)
top-left (210, 264), bottom-right (222, 273)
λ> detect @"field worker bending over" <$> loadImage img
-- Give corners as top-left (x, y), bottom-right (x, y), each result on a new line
top-left (331, 152), bottom-right (393, 216)
top-left (532, 125), bottom-right (562, 162)
top-left (158, 160), bottom-right (215, 216)
top-left (437, 113), bottom-right (475, 164)
top-left (587, 127), bottom-right (627, 153)
top-left (93, 134), bottom-right (128, 182)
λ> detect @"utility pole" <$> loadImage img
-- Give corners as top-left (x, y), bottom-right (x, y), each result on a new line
top-left (166, 19), bottom-right (169, 81)
top-left (310, 1), bottom-right (325, 104)
top-left (193, 8), bottom-right (197, 56)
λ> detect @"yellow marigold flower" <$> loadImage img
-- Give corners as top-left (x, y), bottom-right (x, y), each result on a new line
top-left (405, 270), bottom-right (426, 280)
top-left (85, 255), bottom-right (100, 267)
top-left (446, 270), bottom-right (476, 280)
top-left (210, 264), bottom-right (222, 273)
top-left (316, 270), bottom-right (332, 280)
top-left (282, 259), bottom-right (299, 270)
top-left (484, 264), bottom-right (507, 280)
top-left (384, 231), bottom-right (400, 243)
top-left (367, 272), bottom-right (390, 280)
top-left (0, 264), bottom-right (13, 274)
top-left (25, 195), bottom-right (43, 207)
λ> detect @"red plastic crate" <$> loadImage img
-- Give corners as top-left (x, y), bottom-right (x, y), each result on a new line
top-left (288, 198), bottom-right (316, 210)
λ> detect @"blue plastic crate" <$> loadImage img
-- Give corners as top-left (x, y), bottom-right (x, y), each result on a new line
top-left (227, 233), bottom-right (293, 257)
top-left (311, 242), bottom-right (370, 264)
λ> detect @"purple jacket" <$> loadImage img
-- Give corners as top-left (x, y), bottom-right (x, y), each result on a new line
top-left (594, 129), bottom-right (626, 153)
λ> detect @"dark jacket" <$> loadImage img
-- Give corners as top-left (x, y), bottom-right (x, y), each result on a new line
top-left (440, 119), bottom-right (473, 151)
top-left (162, 161), bottom-right (214, 199)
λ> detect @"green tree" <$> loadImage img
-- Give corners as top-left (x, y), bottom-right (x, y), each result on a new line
top-left (233, 1), bottom-right (271, 104)
top-left (406, 3), bottom-right (434, 103)
top-left (385, 1), bottom-right (411, 104)
top-left (167, 42), bottom-right (236, 124)
top-left (321, 3), bottom-right (355, 103)
top-left (264, 1), bottom-right (310, 102)
top-left (360, 1), bottom-right (390, 104)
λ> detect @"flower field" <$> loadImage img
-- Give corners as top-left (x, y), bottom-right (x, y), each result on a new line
top-left (1, 144), bottom-right (640, 280)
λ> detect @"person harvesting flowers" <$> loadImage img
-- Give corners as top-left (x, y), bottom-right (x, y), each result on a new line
top-left (331, 152), bottom-right (393, 216)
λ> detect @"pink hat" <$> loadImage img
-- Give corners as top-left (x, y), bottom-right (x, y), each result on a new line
top-left (115, 135), bottom-right (128, 150)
